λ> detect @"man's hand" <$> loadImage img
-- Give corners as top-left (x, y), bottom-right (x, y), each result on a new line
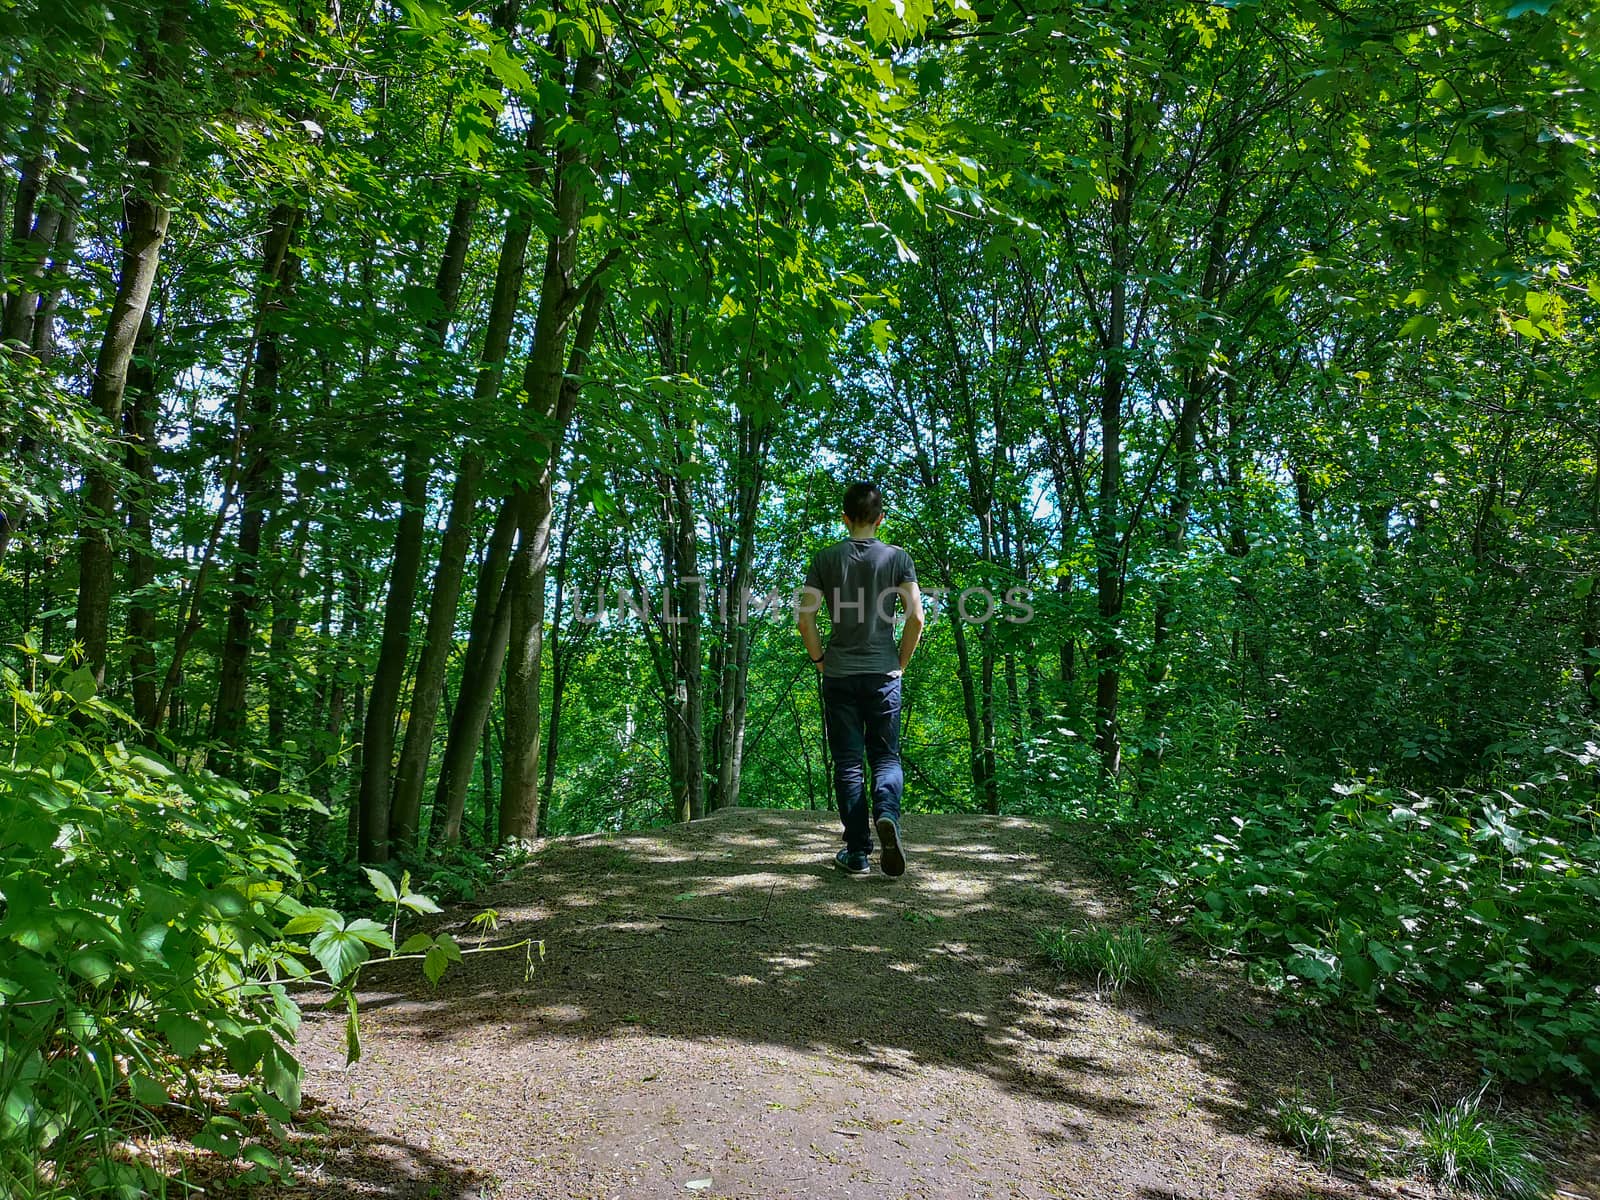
top-left (797, 585), bottom-right (826, 669)
top-left (896, 580), bottom-right (924, 674)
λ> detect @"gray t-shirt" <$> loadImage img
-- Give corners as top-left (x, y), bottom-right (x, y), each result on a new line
top-left (802, 537), bottom-right (917, 678)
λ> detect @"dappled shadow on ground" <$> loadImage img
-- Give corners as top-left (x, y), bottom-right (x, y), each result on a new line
top-left (290, 1107), bottom-right (494, 1200)
top-left (162, 1097), bottom-right (491, 1200)
top-left (297, 808), bottom-right (1462, 1199)
top-left (1555, 1127), bottom-right (1600, 1199)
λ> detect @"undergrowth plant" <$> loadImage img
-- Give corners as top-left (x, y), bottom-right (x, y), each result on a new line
top-left (0, 655), bottom-right (535, 1197)
top-left (1037, 922), bottom-right (1175, 998)
top-left (1266, 1081), bottom-right (1346, 1167)
top-left (1109, 730), bottom-right (1600, 1094)
top-left (1409, 1088), bottom-right (1549, 1200)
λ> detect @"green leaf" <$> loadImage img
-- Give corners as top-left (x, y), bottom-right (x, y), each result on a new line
top-left (395, 0), bottom-right (449, 33)
top-left (310, 929), bottom-right (370, 985)
top-left (130, 1073), bottom-right (169, 1107)
top-left (1398, 313), bottom-right (1439, 339)
top-left (1343, 953), bottom-right (1376, 993)
top-left (399, 892), bottom-right (443, 914)
top-left (157, 1013), bottom-right (208, 1058)
top-left (1469, 897), bottom-right (1502, 922)
top-left (1286, 944), bottom-right (1337, 985)
top-left (225, 1028), bottom-right (273, 1075)
top-left (346, 918), bottom-right (395, 950)
top-left (344, 990), bottom-right (361, 1064)
top-left (262, 1044), bottom-right (302, 1110)
top-left (363, 867), bottom-right (400, 903)
top-left (282, 908), bottom-right (343, 936)
top-left (1368, 941), bottom-right (1402, 974)
top-left (423, 942), bottom-right (455, 985)
top-left (398, 933), bottom-right (434, 954)
top-left (193, 1115), bottom-right (244, 1158)
top-left (242, 1144), bottom-right (282, 1173)
top-left (62, 666), bottom-right (97, 704)
top-left (67, 949), bottom-right (115, 987)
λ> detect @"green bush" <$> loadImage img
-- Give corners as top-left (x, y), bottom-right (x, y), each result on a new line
top-left (1117, 733), bottom-right (1600, 1093)
top-left (0, 658), bottom-right (508, 1196)
top-left (0, 662), bottom-right (329, 1193)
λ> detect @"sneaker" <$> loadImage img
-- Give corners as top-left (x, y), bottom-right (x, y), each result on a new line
top-left (834, 847), bottom-right (871, 875)
top-left (875, 815), bottom-right (906, 878)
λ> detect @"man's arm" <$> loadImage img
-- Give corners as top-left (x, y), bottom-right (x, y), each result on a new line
top-left (896, 580), bottom-right (924, 674)
top-left (797, 586), bottom-right (826, 671)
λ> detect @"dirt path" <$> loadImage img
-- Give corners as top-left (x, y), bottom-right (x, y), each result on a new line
top-left (288, 809), bottom-right (1476, 1200)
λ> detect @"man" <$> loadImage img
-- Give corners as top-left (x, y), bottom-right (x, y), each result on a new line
top-left (797, 481), bottom-right (924, 877)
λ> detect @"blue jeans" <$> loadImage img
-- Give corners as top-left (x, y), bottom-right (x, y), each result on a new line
top-left (822, 673), bottom-right (904, 855)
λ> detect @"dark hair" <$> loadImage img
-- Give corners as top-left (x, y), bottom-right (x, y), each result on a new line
top-left (842, 481), bottom-right (884, 525)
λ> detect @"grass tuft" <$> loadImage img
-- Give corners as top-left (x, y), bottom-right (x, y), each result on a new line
top-left (1036, 922), bottom-right (1175, 998)
top-left (1409, 1088), bottom-right (1548, 1200)
top-left (1267, 1081), bottom-right (1346, 1167)
top-left (586, 845), bottom-right (634, 873)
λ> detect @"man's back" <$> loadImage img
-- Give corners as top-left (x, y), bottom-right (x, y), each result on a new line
top-left (803, 536), bottom-right (916, 677)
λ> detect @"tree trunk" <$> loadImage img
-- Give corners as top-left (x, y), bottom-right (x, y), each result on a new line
top-left (1293, 465), bottom-right (1318, 566)
top-left (499, 281), bottom-right (607, 841)
top-left (345, 678), bottom-right (366, 861)
top-left (1583, 444), bottom-right (1599, 714)
top-left (978, 623), bottom-right (999, 813)
top-left (1224, 378), bottom-right (1268, 691)
top-left (540, 483), bottom-right (585, 831)
top-left (265, 504), bottom-right (312, 792)
top-left (1138, 148), bottom-right (1237, 783)
top-left (497, 48), bottom-right (609, 841)
top-left (709, 408), bottom-right (769, 811)
top-left (360, 173), bottom-right (490, 860)
top-left (307, 548), bottom-right (343, 815)
top-left (2, 71), bottom-right (57, 351)
top-left (667, 467), bottom-right (707, 823)
top-left (1092, 136), bottom-right (1132, 786)
top-left (389, 178), bottom-right (530, 853)
top-left (949, 608), bottom-right (987, 805)
top-left (212, 203), bottom-right (300, 768)
top-left (356, 442), bottom-right (428, 862)
top-left (72, 2), bottom-right (188, 684)
top-left (123, 311), bottom-right (162, 728)
top-left (481, 716), bottom-right (500, 845)
top-left (1138, 380), bottom-right (1205, 782)
top-left (500, 500), bottom-right (548, 843)
top-left (3, 175), bottom-right (69, 352)
top-left (429, 494), bottom-right (521, 847)
top-left (29, 198), bottom-right (76, 364)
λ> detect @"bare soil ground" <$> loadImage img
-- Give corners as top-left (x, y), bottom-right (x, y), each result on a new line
top-left (285, 808), bottom-right (1595, 1200)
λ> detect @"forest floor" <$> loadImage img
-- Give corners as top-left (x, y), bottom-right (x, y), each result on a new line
top-left (283, 808), bottom-right (1599, 1200)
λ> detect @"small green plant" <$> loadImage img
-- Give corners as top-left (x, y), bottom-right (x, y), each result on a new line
top-left (1539, 1093), bottom-right (1590, 1148)
top-left (1267, 1081), bottom-right (1346, 1167)
top-left (493, 837), bottom-right (539, 871)
top-left (1037, 922), bottom-right (1175, 997)
top-left (587, 845), bottom-right (634, 873)
top-left (1409, 1088), bottom-right (1549, 1200)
